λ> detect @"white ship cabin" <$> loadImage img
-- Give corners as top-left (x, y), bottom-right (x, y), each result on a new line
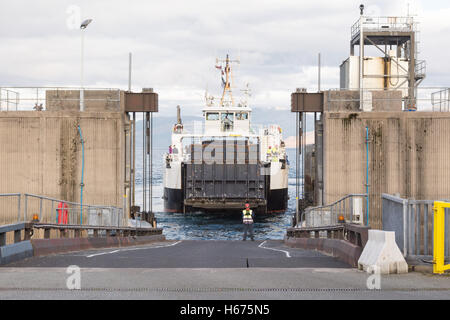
top-left (203, 106), bottom-right (252, 136)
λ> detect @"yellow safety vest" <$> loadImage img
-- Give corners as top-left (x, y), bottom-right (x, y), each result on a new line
top-left (242, 210), bottom-right (253, 224)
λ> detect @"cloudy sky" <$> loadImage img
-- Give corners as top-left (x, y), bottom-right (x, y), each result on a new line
top-left (1, 0), bottom-right (449, 116)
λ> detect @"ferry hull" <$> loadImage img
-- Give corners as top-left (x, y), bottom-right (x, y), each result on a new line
top-left (163, 187), bottom-right (183, 213)
top-left (164, 158), bottom-right (289, 214)
top-left (267, 188), bottom-right (289, 213)
top-left (163, 180), bottom-right (288, 214)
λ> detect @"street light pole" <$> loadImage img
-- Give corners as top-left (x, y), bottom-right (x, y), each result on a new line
top-left (80, 19), bottom-right (93, 111)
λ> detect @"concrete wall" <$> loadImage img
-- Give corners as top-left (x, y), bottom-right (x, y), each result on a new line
top-left (0, 111), bottom-right (127, 224)
top-left (323, 111), bottom-right (450, 229)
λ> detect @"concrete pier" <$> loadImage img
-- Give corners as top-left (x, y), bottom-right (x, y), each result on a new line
top-left (0, 111), bottom-right (127, 224)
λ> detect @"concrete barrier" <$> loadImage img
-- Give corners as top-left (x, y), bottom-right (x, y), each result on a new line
top-left (0, 241), bottom-right (34, 265)
top-left (285, 237), bottom-right (363, 267)
top-left (358, 230), bottom-right (408, 274)
top-left (0, 222), bottom-right (166, 265)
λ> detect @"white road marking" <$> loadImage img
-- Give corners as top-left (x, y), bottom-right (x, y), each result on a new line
top-left (117, 241), bottom-right (182, 253)
top-left (258, 240), bottom-right (291, 258)
top-left (86, 250), bottom-right (120, 258)
top-left (86, 241), bottom-right (182, 258)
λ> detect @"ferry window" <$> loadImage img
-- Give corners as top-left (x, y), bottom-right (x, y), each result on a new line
top-left (221, 113), bottom-right (234, 132)
top-left (221, 113), bottom-right (234, 121)
top-left (236, 112), bottom-right (248, 120)
top-left (206, 113), bottom-right (219, 120)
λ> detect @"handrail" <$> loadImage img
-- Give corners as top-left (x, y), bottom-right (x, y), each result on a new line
top-left (298, 193), bottom-right (368, 228)
top-left (306, 193), bottom-right (368, 212)
top-left (0, 87), bottom-right (121, 111)
top-left (287, 223), bottom-right (370, 248)
top-left (1, 193), bottom-right (125, 226)
top-left (0, 222), bottom-right (33, 248)
top-left (0, 222), bottom-right (162, 249)
top-left (0, 193), bottom-right (21, 224)
top-left (351, 16), bottom-right (417, 39)
top-left (325, 87), bottom-right (450, 112)
top-left (24, 193), bottom-right (118, 209)
top-left (22, 193), bottom-right (125, 227)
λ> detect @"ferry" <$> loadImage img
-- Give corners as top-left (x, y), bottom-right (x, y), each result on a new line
top-left (163, 55), bottom-right (289, 214)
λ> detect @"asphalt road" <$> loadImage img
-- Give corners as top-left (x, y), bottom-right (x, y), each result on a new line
top-left (1, 240), bottom-right (449, 299)
top-left (4, 240), bottom-right (349, 269)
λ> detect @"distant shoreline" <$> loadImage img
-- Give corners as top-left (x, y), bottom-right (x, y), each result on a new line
top-left (284, 131), bottom-right (314, 148)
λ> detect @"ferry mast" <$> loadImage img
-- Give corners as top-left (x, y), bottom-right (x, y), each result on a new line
top-left (216, 54), bottom-right (240, 107)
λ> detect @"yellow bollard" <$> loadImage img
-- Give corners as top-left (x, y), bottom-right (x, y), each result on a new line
top-left (433, 202), bottom-right (450, 274)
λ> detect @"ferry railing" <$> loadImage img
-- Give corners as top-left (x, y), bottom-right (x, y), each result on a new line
top-left (0, 87), bottom-right (121, 111)
top-left (0, 194), bottom-right (21, 225)
top-left (382, 194), bottom-right (450, 262)
top-left (23, 193), bottom-right (126, 227)
top-left (325, 87), bottom-right (450, 112)
top-left (174, 121), bottom-right (279, 138)
top-left (298, 193), bottom-right (368, 228)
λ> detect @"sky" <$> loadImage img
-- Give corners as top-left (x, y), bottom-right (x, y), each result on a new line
top-left (1, 0), bottom-right (450, 117)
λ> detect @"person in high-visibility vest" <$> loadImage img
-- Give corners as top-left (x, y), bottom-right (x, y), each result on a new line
top-left (271, 146), bottom-right (279, 162)
top-left (266, 147), bottom-right (272, 162)
top-left (242, 203), bottom-right (255, 241)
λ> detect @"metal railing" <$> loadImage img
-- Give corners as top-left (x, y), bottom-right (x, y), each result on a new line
top-left (326, 87), bottom-right (450, 112)
top-left (382, 194), bottom-right (450, 261)
top-left (298, 194), bottom-right (368, 228)
top-left (0, 222), bottom-right (161, 250)
top-left (0, 193), bottom-right (126, 228)
top-left (0, 87), bottom-right (121, 111)
top-left (23, 193), bottom-right (126, 227)
top-left (0, 89), bottom-right (19, 111)
top-left (351, 16), bottom-right (417, 39)
top-left (0, 222), bottom-right (33, 248)
top-left (177, 121), bottom-right (272, 137)
top-left (416, 60), bottom-right (426, 79)
top-left (0, 194), bottom-right (21, 225)
top-left (431, 88), bottom-right (450, 112)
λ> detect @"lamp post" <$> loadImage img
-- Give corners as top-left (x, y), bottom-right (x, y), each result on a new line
top-left (80, 19), bottom-right (93, 111)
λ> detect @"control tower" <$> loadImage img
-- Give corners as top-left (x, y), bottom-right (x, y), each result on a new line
top-left (342, 5), bottom-right (426, 111)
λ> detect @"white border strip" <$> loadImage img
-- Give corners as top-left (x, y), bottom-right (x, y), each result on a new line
top-left (258, 240), bottom-right (291, 258)
top-left (86, 241), bottom-right (182, 258)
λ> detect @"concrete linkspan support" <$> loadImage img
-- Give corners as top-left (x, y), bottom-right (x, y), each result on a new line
top-left (358, 230), bottom-right (408, 274)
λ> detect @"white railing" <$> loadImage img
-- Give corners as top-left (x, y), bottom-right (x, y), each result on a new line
top-left (327, 87), bottom-right (450, 112)
top-left (352, 16), bottom-right (417, 39)
top-left (298, 194), bottom-right (368, 228)
top-left (0, 87), bottom-right (121, 111)
top-left (431, 88), bottom-right (450, 112)
top-left (0, 89), bottom-right (20, 111)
